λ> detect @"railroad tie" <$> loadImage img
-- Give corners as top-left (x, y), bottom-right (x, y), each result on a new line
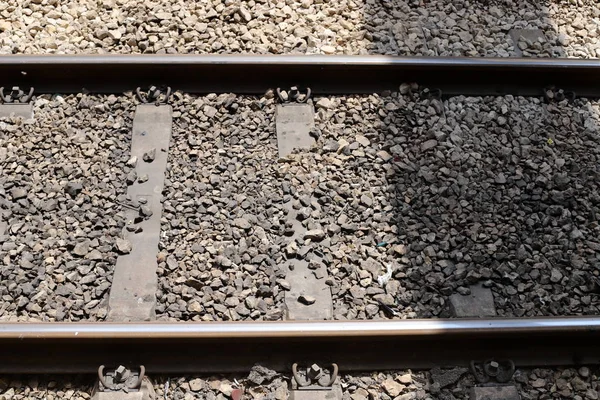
top-left (0, 147), bottom-right (6, 236)
top-left (276, 96), bottom-right (333, 321)
top-left (470, 385), bottom-right (520, 400)
top-left (276, 95), bottom-right (341, 400)
top-left (107, 103), bottom-right (172, 322)
top-left (0, 86), bottom-right (34, 120)
top-left (275, 99), bottom-right (315, 158)
top-left (449, 283), bottom-right (497, 318)
top-left (0, 211), bottom-right (7, 236)
top-left (0, 103), bottom-right (33, 120)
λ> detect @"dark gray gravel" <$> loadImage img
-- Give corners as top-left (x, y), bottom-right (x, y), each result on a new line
top-left (0, 94), bottom-right (133, 321)
top-left (341, 365), bottom-right (600, 399)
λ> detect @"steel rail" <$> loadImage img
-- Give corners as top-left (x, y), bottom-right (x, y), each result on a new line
top-left (0, 317), bottom-right (599, 373)
top-left (1, 54), bottom-right (600, 96)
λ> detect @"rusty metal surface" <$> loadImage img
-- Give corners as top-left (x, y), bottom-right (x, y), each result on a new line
top-left (0, 317), bottom-right (598, 373)
top-left (1, 55), bottom-right (600, 96)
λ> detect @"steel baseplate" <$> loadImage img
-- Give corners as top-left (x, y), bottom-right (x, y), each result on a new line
top-left (92, 378), bottom-right (155, 400)
top-left (92, 365), bottom-right (155, 400)
top-left (290, 363), bottom-right (342, 400)
top-left (0, 86), bottom-right (34, 120)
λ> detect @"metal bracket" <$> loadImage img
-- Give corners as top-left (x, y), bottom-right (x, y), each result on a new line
top-left (470, 359), bottom-right (515, 384)
top-left (420, 87), bottom-right (442, 100)
top-left (98, 365), bottom-right (145, 392)
top-left (544, 86), bottom-right (576, 103)
top-left (420, 87), bottom-right (444, 115)
top-left (292, 363), bottom-right (338, 391)
top-left (136, 86), bottom-right (171, 105)
top-left (0, 86), bottom-right (34, 104)
top-left (277, 86), bottom-right (311, 104)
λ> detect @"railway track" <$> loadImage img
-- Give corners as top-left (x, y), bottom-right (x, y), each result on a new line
top-left (1, 55), bottom-right (600, 399)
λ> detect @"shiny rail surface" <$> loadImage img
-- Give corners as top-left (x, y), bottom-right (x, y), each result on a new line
top-left (1, 317), bottom-right (600, 337)
top-left (1, 54), bottom-right (600, 96)
top-left (0, 317), bottom-right (598, 373)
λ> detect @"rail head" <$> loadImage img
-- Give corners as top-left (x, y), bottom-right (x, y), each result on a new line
top-left (0, 317), bottom-right (598, 373)
top-left (0, 316), bottom-right (599, 338)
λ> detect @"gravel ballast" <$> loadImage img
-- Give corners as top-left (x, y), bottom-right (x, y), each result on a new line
top-left (154, 91), bottom-right (600, 321)
top-left (0, 1), bottom-right (597, 58)
top-left (0, 94), bottom-right (133, 321)
top-left (0, 375), bottom-right (92, 400)
top-left (306, 93), bottom-right (600, 319)
top-left (156, 93), bottom-right (291, 321)
top-left (341, 366), bottom-right (600, 400)
top-left (1, 0), bottom-right (599, 396)
top-left (1, 366), bottom-right (598, 399)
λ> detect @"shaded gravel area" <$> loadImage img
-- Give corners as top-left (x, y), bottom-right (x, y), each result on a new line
top-left (0, 0), bottom-right (597, 58)
top-left (276, 93), bottom-right (600, 319)
top-left (0, 95), bottom-right (132, 321)
top-left (341, 365), bottom-right (600, 400)
top-left (156, 93), bottom-right (290, 321)
top-left (155, 91), bottom-right (600, 321)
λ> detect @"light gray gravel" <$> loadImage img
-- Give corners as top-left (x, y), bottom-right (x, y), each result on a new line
top-left (154, 366), bottom-right (287, 400)
top-left (0, 0), bottom-right (597, 57)
top-left (0, 94), bottom-right (133, 321)
top-left (155, 93), bottom-right (290, 321)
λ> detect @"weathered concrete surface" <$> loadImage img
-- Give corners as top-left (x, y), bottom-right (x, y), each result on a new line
top-left (276, 104), bottom-right (315, 157)
top-left (290, 388), bottom-right (342, 400)
top-left (284, 206), bottom-right (333, 321)
top-left (277, 103), bottom-right (332, 321)
top-left (449, 284), bottom-right (496, 318)
top-left (108, 105), bottom-right (172, 321)
top-left (0, 103), bottom-right (33, 120)
top-left (508, 29), bottom-right (548, 57)
top-left (471, 385), bottom-right (520, 400)
top-left (0, 211), bottom-right (7, 236)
